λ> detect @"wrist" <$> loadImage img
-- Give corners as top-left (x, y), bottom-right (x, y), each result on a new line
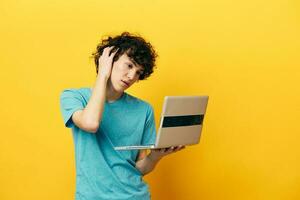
top-left (96, 73), bottom-right (109, 83)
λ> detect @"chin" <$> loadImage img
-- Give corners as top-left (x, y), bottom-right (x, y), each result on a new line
top-left (112, 84), bottom-right (126, 93)
top-left (116, 88), bottom-right (125, 93)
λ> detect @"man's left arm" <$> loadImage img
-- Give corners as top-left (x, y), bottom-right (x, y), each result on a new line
top-left (135, 146), bottom-right (185, 176)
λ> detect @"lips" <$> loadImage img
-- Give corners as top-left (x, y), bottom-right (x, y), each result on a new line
top-left (121, 80), bottom-right (130, 87)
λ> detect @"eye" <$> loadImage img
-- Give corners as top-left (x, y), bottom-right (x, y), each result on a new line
top-left (127, 63), bottom-right (133, 68)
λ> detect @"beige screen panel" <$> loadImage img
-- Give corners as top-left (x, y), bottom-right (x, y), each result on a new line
top-left (163, 96), bottom-right (209, 116)
top-left (156, 125), bottom-right (203, 148)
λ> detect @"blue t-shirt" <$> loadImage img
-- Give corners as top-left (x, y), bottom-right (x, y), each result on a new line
top-left (59, 87), bottom-right (156, 200)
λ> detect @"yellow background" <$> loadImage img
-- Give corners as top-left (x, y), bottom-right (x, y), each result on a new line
top-left (1, 0), bottom-right (300, 199)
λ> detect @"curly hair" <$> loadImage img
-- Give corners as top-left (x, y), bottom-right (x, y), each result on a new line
top-left (91, 32), bottom-right (158, 80)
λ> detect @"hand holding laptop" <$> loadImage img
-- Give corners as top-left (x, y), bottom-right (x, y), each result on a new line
top-left (149, 145), bottom-right (186, 160)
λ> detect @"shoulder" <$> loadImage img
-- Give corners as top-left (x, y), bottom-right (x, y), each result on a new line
top-left (60, 87), bottom-right (91, 105)
top-left (125, 93), bottom-right (154, 112)
top-left (125, 93), bottom-right (152, 107)
top-left (60, 87), bottom-right (91, 98)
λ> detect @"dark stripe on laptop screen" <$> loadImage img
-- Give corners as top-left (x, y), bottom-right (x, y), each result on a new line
top-left (162, 114), bottom-right (204, 128)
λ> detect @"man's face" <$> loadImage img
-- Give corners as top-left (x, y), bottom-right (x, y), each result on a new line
top-left (109, 53), bottom-right (144, 92)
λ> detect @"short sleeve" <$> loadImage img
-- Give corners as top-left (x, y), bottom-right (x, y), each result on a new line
top-left (141, 105), bottom-right (157, 145)
top-left (60, 89), bottom-right (85, 128)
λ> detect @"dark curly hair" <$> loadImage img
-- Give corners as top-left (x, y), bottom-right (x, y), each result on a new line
top-left (91, 32), bottom-right (158, 80)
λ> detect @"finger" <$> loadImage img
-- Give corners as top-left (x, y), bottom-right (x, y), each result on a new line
top-left (151, 149), bottom-right (158, 153)
top-left (177, 145), bottom-right (186, 151)
top-left (171, 146), bottom-right (180, 152)
top-left (167, 147), bottom-right (175, 153)
top-left (108, 46), bottom-right (117, 56)
top-left (163, 148), bottom-right (171, 153)
top-left (100, 48), bottom-right (108, 58)
top-left (109, 47), bottom-right (119, 57)
top-left (106, 46), bottom-right (115, 51)
top-left (103, 46), bottom-right (114, 56)
top-left (159, 148), bottom-right (165, 153)
top-left (165, 147), bottom-right (172, 153)
top-left (172, 145), bottom-right (183, 152)
top-left (103, 46), bottom-right (111, 54)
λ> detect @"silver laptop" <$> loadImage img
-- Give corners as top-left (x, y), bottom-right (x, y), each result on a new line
top-left (114, 95), bottom-right (209, 151)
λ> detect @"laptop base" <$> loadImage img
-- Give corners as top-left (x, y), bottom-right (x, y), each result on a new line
top-left (114, 145), bottom-right (157, 150)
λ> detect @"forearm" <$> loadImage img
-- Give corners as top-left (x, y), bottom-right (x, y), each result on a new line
top-left (82, 75), bottom-right (108, 127)
top-left (135, 152), bottom-right (162, 176)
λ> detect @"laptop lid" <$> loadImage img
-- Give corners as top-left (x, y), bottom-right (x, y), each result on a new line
top-left (154, 96), bottom-right (209, 148)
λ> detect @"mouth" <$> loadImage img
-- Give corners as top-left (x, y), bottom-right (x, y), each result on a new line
top-left (121, 80), bottom-right (130, 87)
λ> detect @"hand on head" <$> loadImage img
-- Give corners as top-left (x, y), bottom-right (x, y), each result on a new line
top-left (98, 46), bottom-right (118, 80)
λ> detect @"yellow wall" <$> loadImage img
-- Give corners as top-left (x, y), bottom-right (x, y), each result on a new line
top-left (1, 0), bottom-right (299, 199)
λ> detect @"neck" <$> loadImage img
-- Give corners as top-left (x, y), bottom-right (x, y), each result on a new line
top-left (106, 79), bottom-right (123, 102)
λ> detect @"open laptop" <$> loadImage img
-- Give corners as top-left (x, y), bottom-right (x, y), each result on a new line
top-left (114, 95), bottom-right (209, 151)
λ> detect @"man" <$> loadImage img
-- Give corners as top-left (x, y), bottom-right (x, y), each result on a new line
top-left (60, 32), bottom-right (185, 200)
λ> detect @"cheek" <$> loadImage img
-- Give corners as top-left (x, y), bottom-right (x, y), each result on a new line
top-left (119, 64), bottom-right (127, 72)
top-left (113, 63), bottom-right (126, 73)
top-left (111, 64), bottom-right (120, 75)
top-left (111, 64), bottom-right (125, 81)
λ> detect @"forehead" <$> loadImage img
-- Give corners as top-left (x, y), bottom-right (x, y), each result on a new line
top-left (119, 53), bottom-right (144, 70)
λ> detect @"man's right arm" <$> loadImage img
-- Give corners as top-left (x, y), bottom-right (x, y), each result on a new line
top-left (71, 76), bottom-right (108, 133)
top-left (71, 46), bottom-right (116, 133)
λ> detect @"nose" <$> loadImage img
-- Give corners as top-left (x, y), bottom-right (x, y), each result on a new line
top-left (127, 69), bottom-right (137, 80)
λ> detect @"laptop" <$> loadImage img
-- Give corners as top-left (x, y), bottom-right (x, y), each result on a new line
top-left (114, 95), bottom-right (209, 151)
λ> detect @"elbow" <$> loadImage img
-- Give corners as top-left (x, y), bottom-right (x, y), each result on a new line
top-left (83, 119), bottom-right (100, 133)
top-left (89, 126), bottom-right (99, 134)
top-left (72, 110), bottom-right (100, 133)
